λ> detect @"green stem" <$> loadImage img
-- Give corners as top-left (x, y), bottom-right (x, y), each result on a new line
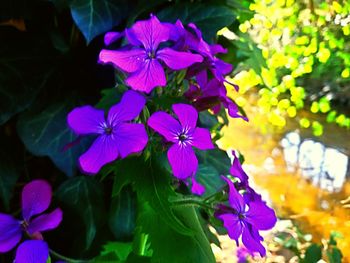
top-left (50, 249), bottom-right (89, 263)
top-left (137, 233), bottom-right (149, 256)
top-left (171, 198), bottom-right (216, 211)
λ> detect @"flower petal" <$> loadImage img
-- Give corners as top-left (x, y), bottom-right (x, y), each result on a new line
top-left (67, 106), bottom-right (105, 135)
top-left (126, 59), bottom-right (166, 93)
top-left (167, 143), bottom-right (198, 179)
top-left (230, 151), bottom-right (249, 186)
top-left (245, 201), bottom-right (277, 230)
top-left (172, 103), bottom-right (198, 130)
top-left (114, 123), bottom-right (148, 158)
top-left (79, 134), bottom-right (119, 175)
top-left (108, 90), bottom-right (146, 124)
top-left (104, 31), bottom-right (123, 46)
top-left (191, 177), bottom-right (205, 196)
top-left (242, 225), bottom-right (266, 257)
top-left (192, 128), bottom-right (214, 150)
top-left (27, 208), bottom-right (63, 235)
top-left (99, 48), bottom-right (146, 73)
top-left (0, 213), bottom-right (21, 253)
top-left (22, 180), bottom-right (52, 221)
top-left (221, 176), bottom-right (245, 213)
top-left (210, 44), bottom-right (227, 55)
top-left (128, 15), bottom-right (169, 51)
top-left (216, 213), bottom-right (243, 245)
top-left (147, 112), bottom-right (181, 142)
top-left (157, 48), bottom-right (203, 70)
top-left (15, 240), bottom-right (49, 263)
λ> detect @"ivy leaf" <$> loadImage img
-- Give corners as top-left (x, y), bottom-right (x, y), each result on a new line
top-left (157, 3), bottom-right (235, 41)
top-left (0, 27), bottom-right (56, 125)
top-left (17, 101), bottom-right (91, 177)
top-left (70, 0), bottom-right (128, 43)
top-left (56, 176), bottom-right (106, 250)
top-left (109, 186), bottom-right (136, 241)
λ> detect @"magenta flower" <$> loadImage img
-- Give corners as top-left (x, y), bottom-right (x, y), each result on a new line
top-left (186, 71), bottom-right (248, 120)
top-left (99, 15), bottom-right (203, 93)
top-left (148, 103), bottom-right (214, 179)
top-left (215, 177), bottom-right (276, 256)
top-left (67, 90), bottom-right (148, 174)
top-left (0, 180), bottom-right (62, 263)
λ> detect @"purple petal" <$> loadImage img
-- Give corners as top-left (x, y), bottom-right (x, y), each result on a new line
top-left (167, 143), bottom-right (198, 179)
top-left (211, 58), bottom-right (233, 80)
top-left (67, 106), bottom-right (105, 135)
top-left (79, 134), bottom-right (119, 174)
top-left (196, 70), bottom-right (208, 88)
top-left (0, 213), bottom-right (21, 253)
top-left (22, 180), bottom-right (52, 221)
top-left (242, 225), bottom-right (266, 257)
top-left (127, 15), bottom-right (169, 50)
top-left (157, 48), bottom-right (203, 70)
top-left (27, 208), bottom-right (63, 235)
top-left (210, 44), bottom-right (227, 55)
top-left (192, 128), bottom-right (214, 150)
top-left (172, 104), bottom-right (198, 130)
top-left (216, 213), bottom-right (243, 245)
top-left (221, 96), bottom-right (248, 121)
top-left (99, 48), bottom-right (145, 73)
top-left (230, 151), bottom-right (249, 185)
top-left (114, 123), bottom-right (148, 158)
top-left (191, 177), bottom-right (205, 196)
top-left (126, 59), bottom-right (166, 93)
top-left (104, 31), bottom-right (124, 46)
top-left (107, 90), bottom-right (146, 124)
top-left (15, 240), bottom-right (49, 263)
top-left (245, 201), bottom-right (277, 230)
top-left (147, 112), bottom-right (181, 142)
top-left (221, 176), bottom-right (245, 213)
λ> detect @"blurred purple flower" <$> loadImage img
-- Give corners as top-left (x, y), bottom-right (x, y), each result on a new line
top-left (99, 15), bottom-right (203, 93)
top-left (216, 176), bottom-right (276, 256)
top-left (148, 103), bottom-right (214, 179)
top-left (0, 180), bottom-right (62, 263)
top-left (186, 72), bottom-right (248, 120)
top-left (236, 246), bottom-right (250, 263)
top-left (67, 90), bottom-right (148, 174)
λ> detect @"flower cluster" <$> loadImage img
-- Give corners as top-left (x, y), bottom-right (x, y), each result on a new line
top-left (215, 153), bottom-right (277, 256)
top-left (0, 180), bottom-right (62, 263)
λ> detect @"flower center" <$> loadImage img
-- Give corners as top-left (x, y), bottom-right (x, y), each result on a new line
top-left (147, 50), bottom-right (156, 59)
top-left (104, 126), bottom-right (113, 135)
top-left (178, 133), bottom-right (187, 142)
top-left (238, 213), bottom-right (245, 220)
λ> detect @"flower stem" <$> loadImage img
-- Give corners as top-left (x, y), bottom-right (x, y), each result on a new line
top-left (50, 249), bottom-right (89, 263)
top-left (171, 198), bottom-right (216, 211)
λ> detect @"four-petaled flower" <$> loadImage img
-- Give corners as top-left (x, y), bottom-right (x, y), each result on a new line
top-left (215, 176), bottom-right (276, 256)
top-left (67, 90), bottom-right (148, 174)
top-left (0, 180), bottom-right (62, 263)
top-left (99, 15), bottom-right (203, 93)
top-left (148, 103), bottom-right (214, 179)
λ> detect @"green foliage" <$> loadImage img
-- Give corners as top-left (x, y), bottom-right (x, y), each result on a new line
top-left (57, 176), bottom-right (106, 250)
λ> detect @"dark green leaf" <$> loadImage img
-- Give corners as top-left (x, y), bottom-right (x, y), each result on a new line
top-left (70, 0), bottom-right (128, 43)
top-left (196, 164), bottom-right (225, 198)
top-left (327, 248), bottom-right (343, 263)
top-left (17, 101), bottom-right (91, 176)
top-left (157, 4), bottom-right (235, 41)
top-left (109, 186), bottom-right (136, 241)
top-left (303, 244), bottom-right (322, 263)
top-left (196, 148), bottom-right (231, 176)
top-left (96, 87), bottom-right (124, 110)
top-left (56, 176), bottom-right (106, 250)
top-left (0, 27), bottom-right (56, 125)
top-left (99, 242), bottom-right (133, 261)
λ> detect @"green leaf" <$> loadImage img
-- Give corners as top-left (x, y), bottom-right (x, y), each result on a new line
top-left (112, 157), bottom-right (191, 236)
top-left (303, 244), bottom-right (322, 263)
top-left (56, 176), bottom-right (106, 250)
top-left (101, 242), bottom-right (133, 261)
top-left (96, 87), bottom-right (124, 110)
top-left (70, 0), bottom-right (128, 43)
top-left (157, 4), bottom-right (235, 41)
top-left (0, 27), bottom-right (56, 125)
top-left (196, 164), bottom-right (225, 198)
top-left (109, 186), bottom-right (136, 240)
top-left (17, 101), bottom-right (91, 176)
top-left (327, 247), bottom-right (343, 263)
top-left (137, 203), bottom-right (215, 263)
top-left (196, 148), bottom-right (231, 176)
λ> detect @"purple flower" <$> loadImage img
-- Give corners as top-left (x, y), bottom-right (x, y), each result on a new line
top-left (236, 246), bottom-right (250, 263)
top-left (216, 176), bottom-right (276, 256)
top-left (186, 71), bottom-right (248, 120)
top-left (148, 103), bottom-right (214, 179)
top-left (67, 90), bottom-right (148, 174)
top-left (0, 180), bottom-right (62, 263)
top-left (99, 15), bottom-right (203, 93)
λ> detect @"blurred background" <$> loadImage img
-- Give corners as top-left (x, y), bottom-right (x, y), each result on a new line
top-left (215, 0), bottom-right (350, 262)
